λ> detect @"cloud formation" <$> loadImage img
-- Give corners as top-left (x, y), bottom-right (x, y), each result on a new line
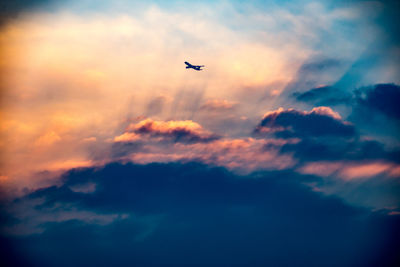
top-left (199, 99), bottom-right (238, 112)
top-left (291, 83), bottom-right (400, 143)
top-left (114, 118), bottom-right (219, 144)
top-left (1, 0), bottom-right (395, 196)
top-left (255, 107), bottom-right (355, 138)
top-left (299, 160), bottom-right (400, 180)
top-left (112, 132), bottom-right (295, 173)
top-left (1, 161), bottom-right (399, 266)
top-left (355, 83), bottom-right (400, 120)
top-left (280, 137), bottom-right (400, 164)
top-left (293, 85), bottom-right (352, 106)
top-left (294, 83), bottom-right (400, 121)
top-left (0, 1), bottom-right (399, 265)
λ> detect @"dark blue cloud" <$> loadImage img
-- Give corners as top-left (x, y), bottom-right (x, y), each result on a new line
top-left (376, 0), bottom-right (400, 45)
top-left (355, 83), bottom-right (400, 120)
top-left (279, 138), bottom-right (400, 164)
top-left (255, 108), bottom-right (355, 138)
top-left (293, 82), bottom-right (400, 122)
top-left (292, 83), bottom-right (400, 138)
top-left (1, 161), bottom-right (399, 266)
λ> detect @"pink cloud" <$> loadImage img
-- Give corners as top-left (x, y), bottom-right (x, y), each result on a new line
top-left (340, 162), bottom-right (393, 179)
top-left (112, 118), bottom-right (299, 173)
top-left (298, 162), bottom-right (342, 177)
top-left (298, 161), bottom-right (400, 180)
top-left (260, 106), bottom-right (342, 122)
top-left (309, 106), bottom-right (342, 120)
top-left (122, 137), bottom-right (297, 173)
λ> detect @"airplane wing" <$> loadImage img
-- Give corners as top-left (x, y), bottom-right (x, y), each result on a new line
top-left (184, 62), bottom-right (191, 66)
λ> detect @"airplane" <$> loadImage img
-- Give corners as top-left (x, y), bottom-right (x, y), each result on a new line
top-left (185, 61), bottom-right (204, 71)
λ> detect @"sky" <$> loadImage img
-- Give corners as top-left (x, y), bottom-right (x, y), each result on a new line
top-left (0, 0), bottom-right (399, 265)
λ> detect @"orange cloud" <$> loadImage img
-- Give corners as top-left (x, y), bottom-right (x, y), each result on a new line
top-left (0, 4), bottom-right (363, 194)
top-left (200, 99), bottom-right (238, 111)
top-left (34, 131), bottom-right (61, 147)
top-left (118, 118), bottom-right (219, 143)
top-left (114, 132), bottom-right (141, 143)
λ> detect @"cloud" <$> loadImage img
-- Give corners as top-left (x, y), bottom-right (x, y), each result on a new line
top-left (301, 59), bottom-right (342, 72)
top-left (290, 83), bottom-right (400, 143)
top-left (114, 118), bottom-right (219, 144)
top-left (280, 57), bottom-right (345, 99)
top-left (199, 99), bottom-right (238, 112)
top-left (145, 95), bottom-right (169, 117)
top-left (0, 0), bottom-right (57, 26)
top-left (69, 182), bottom-right (97, 193)
top-left (34, 131), bottom-right (61, 147)
top-left (355, 83), bottom-right (400, 120)
top-left (293, 85), bottom-right (353, 106)
top-left (1, 161), bottom-right (399, 265)
top-left (298, 160), bottom-right (400, 180)
top-left (279, 138), bottom-right (400, 163)
top-left (293, 83), bottom-right (400, 121)
top-left (111, 136), bottom-right (295, 173)
top-left (0, 0), bottom-right (383, 192)
top-left (255, 107), bottom-right (355, 138)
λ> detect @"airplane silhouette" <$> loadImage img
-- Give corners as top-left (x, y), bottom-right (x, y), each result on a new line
top-left (185, 61), bottom-right (204, 71)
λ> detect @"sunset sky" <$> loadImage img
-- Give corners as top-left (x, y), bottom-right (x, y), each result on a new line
top-left (1, 0), bottom-right (399, 265)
